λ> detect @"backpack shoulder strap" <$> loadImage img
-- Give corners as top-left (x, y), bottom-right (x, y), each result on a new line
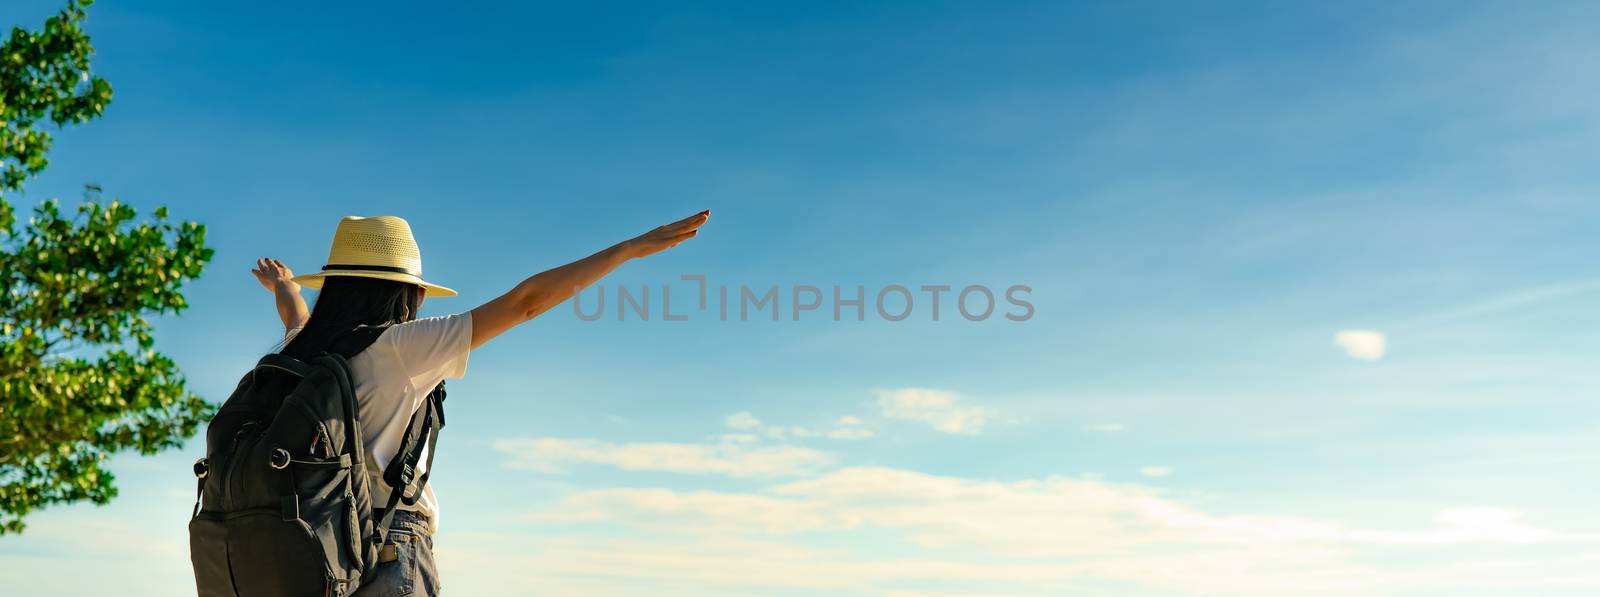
top-left (256, 353), bottom-right (312, 378)
top-left (325, 323), bottom-right (391, 359)
top-left (373, 381), bottom-right (446, 539)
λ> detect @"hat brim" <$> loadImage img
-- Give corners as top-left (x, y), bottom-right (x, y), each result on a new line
top-left (292, 270), bottom-right (457, 298)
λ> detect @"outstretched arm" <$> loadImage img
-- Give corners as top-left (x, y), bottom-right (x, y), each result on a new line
top-left (251, 257), bottom-right (311, 332)
top-left (468, 210), bottom-right (709, 350)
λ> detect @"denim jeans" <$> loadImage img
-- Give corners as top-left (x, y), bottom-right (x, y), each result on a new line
top-left (352, 510), bottom-right (440, 596)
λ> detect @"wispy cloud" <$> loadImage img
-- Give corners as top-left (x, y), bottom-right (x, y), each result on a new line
top-left (825, 416), bottom-right (874, 439)
top-left (0, 516), bottom-right (194, 596)
top-left (1138, 466), bottom-right (1173, 477)
top-left (724, 412), bottom-right (761, 430)
top-left (875, 388), bottom-right (990, 435)
top-left (1334, 330), bottom-right (1387, 361)
top-left (493, 437), bottom-right (834, 478)
top-left (720, 411), bottom-right (876, 441)
top-left (511, 466), bottom-right (1600, 595)
top-left (1401, 279), bottom-right (1600, 328)
top-left (1085, 423), bottom-right (1125, 432)
top-left (820, 428), bottom-right (872, 440)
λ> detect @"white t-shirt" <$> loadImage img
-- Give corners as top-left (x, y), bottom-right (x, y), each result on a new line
top-left (281, 312), bottom-right (472, 535)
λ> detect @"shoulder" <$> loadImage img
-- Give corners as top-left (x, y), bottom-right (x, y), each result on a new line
top-left (373, 312), bottom-right (474, 382)
top-left (382, 312), bottom-right (472, 340)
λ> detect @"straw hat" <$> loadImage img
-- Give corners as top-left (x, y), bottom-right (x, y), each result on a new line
top-left (291, 215), bottom-right (457, 297)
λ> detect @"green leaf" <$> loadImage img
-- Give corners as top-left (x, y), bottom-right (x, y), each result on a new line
top-left (0, 0), bottom-right (212, 535)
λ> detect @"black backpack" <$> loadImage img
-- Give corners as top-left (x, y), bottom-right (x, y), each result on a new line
top-left (188, 325), bottom-right (446, 597)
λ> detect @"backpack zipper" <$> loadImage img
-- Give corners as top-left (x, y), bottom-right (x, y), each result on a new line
top-left (222, 421), bottom-right (262, 511)
top-left (289, 399), bottom-right (337, 459)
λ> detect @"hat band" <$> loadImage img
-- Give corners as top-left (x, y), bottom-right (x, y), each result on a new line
top-left (323, 263), bottom-right (421, 277)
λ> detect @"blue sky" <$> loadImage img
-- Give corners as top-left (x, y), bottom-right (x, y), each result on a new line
top-left (3, 1), bottom-right (1599, 595)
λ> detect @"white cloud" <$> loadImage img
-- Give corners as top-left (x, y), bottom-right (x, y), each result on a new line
top-left (0, 516), bottom-right (194, 596)
top-left (493, 437), bottom-right (833, 478)
top-left (825, 428), bottom-right (875, 440)
top-left (1404, 279), bottom-right (1600, 327)
top-left (876, 388), bottom-right (990, 435)
top-left (1139, 466), bottom-right (1173, 477)
top-left (1335, 330), bottom-right (1387, 360)
top-left (824, 415), bottom-right (874, 439)
top-left (512, 466), bottom-right (1600, 595)
top-left (1345, 507), bottom-right (1576, 546)
top-left (725, 411), bottom-right (762, 430)
top-left (721, 411), bottom-right (874, 441)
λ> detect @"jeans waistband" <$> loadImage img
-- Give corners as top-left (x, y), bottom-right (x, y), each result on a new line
top-left (376, 508), bottom-right (432, 536)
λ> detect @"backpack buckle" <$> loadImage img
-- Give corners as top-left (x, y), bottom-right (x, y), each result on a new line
top-left (269, 447), bottom-right (291, 470)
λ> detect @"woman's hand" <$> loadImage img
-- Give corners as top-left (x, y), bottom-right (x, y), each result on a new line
top-left (251, 257), bottom-right (300, 293)
top-left (620, 210), bottom-right (709, 260)
top-left (468, 210), bottom-right (712, 350)
top-left (252, 257), bottom-right (311, 330)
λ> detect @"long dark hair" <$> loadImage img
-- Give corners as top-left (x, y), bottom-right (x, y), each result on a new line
top-left (281, 275), bottom-right (422, 360)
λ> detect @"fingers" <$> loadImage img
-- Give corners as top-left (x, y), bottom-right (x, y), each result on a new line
top-left (662, 212), bottom-right (707, 247)
top-left (252, 257), bottom-right (293, 278)
top-left (666, 229), bottom-right (698, 248)
top-left (664, 210), bottom-right (710, 232)
top-left (670, 210), bottom-right (708, 227)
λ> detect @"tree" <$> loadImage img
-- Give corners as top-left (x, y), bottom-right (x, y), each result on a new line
top-left (0, 0), bottom-right (213, 534)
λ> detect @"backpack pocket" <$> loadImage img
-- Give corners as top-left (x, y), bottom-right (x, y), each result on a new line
top-left (188, 514), bottom-right (234, 597)
top-left (217, 511), bottom-right (332, 597)
top-left (290, 456), bottom-right (366, 580)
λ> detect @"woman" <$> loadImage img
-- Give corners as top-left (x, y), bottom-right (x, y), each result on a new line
top-left (248, 210), bottom-right (709, 595)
